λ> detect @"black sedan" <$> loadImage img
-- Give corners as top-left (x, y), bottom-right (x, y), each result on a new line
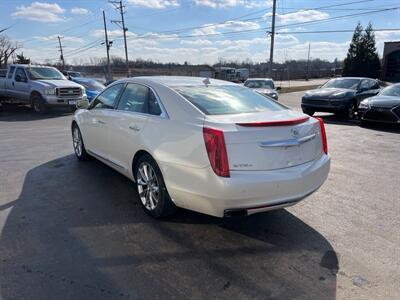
top-left (358, 83), bottom-right (400, 124)
top-left (301, 77), bottom-right (381, 119)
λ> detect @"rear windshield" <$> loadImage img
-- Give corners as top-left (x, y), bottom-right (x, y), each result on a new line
top-left (174, 85), bottom-right (285, 115)
top-left (245, 80), bottom-right (274, 89)
top-left (322, 78), bottom-right (360, 90)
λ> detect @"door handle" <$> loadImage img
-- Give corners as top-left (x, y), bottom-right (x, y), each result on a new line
top-left (129, 124), bottom-right (140, 131)
top-left (97, 120), bottom-right (106, 124)
top-left (12, 82), bottom-right (14, 86)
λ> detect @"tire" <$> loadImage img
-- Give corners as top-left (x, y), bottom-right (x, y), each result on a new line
top-left (134, 154), bottom-right (176, 218)
top-left (338, 102), bottom-right (356, 120)
top-left (31, 93), bottom-right (48, 114)
top-left (71, 124), bottom-right (90, 161)
top-left (302, 108), bottom-right (315, 116)
top-left (360, 119), bottom-right (370, 127)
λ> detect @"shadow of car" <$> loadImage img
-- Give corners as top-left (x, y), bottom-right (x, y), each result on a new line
top-left (0, 154), bottom-right (338, 299)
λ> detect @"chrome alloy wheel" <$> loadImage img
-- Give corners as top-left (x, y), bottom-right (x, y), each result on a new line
top-left (72, 127), bottom-right (83, 157)
top-left (137, 162), bottom-right (159, 211)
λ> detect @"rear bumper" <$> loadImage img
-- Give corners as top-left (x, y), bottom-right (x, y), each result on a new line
top-left (161, 154), bottom-right (330, 218)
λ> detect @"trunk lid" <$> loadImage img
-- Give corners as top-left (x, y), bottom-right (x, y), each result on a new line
top-left (204, 110), bottom-right (323, 171)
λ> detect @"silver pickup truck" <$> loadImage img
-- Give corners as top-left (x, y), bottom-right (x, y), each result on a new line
top-left (0, 64), bottom-right (87, 113)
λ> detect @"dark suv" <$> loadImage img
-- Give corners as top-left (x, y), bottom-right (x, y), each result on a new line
top-left (301, 77), bottom-right (380, 119)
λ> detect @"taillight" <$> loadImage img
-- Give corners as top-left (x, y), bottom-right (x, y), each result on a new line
top-left (236, 116), bottom-right (309, 127)
top-left (316, 117), bottom-right (328, 154)
top-left (203, 127), bottom-right (230, 177)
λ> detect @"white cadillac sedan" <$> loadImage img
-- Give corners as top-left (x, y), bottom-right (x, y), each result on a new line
top-left (71, 76), bottom-right (330, 218)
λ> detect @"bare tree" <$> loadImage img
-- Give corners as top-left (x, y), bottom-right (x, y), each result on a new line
top-left (0, 35), bottom-right (20, 68)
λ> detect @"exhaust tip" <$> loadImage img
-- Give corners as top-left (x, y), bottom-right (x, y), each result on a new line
top-left (224, 209), bottom-right (248, 218)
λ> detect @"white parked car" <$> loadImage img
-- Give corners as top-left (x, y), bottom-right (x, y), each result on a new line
top-left (71, 77), bottom-right (330, 218)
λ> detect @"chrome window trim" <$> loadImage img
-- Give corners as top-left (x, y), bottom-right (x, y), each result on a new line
top-left (88, 82), bottom-right (125, 111)
top-left (114, 81), bottom-right (170, 119)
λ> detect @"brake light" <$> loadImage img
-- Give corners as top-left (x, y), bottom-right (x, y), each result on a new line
top-left (316, 117), bottom-right (328, 154)
top-left (236, 116), bottom-right (309, 127)
top-left (203, 127), bottom-right (230, 177)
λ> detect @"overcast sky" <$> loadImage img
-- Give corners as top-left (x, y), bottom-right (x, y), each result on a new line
top-left (1, 0), bottom-right (400, 65)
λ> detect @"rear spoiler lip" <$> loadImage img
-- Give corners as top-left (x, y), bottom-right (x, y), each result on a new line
top-left (236, 116), bottom-right (310, 127)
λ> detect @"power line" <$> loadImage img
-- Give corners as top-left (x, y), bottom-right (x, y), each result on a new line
top-left (130, 0), bottom-right (378, 37)
top-left (275, 28), bottom-right (400, 35)
top-left (118, 0), bottom-right (385, 42)
top-left (121, 6), bottom-right (400, 41)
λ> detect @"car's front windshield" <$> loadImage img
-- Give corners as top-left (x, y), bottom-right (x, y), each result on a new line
top-left (379, 85), bottom-right (400, 97)
top-left (174, 85), bottom-right (286, 115)
top-left (78, 80), bottom-right (105, 92)
top-left (322, 78), bottom-right (360, 90)
top-left (245, 80), bottom-right (274, 89)
top-left (27, 67), bottom-right (65, 80)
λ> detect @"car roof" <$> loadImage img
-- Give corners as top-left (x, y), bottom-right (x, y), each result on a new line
top-left (245, 78), bottom-right (274, 81)
top-left (118, 76), bottom-right (237, 87)
top-left (331, 77), bottom-right (373, 80)
top-left (9, 64), bottom-right (54, 69)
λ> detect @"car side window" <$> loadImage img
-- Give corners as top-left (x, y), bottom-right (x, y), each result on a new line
top-left (15, 68), bottom-right (27, 82)
top-left (359, 80), bottom-right (369, 91)
top-left (8, 66), bottom-right (15, 79)
top-left (90, 83), bottom-right (124, 110)
top-left (369, 80), bottom-right (380, 90)
top-left (117, 83), bottom-right (162, 116)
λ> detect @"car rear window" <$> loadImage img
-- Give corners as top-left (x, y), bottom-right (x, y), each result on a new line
top-left (174, 85), bottom-right (285, 115)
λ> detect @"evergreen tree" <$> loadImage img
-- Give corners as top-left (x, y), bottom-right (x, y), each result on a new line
top-left (361, 23), bottom-right (380, 78)
top-left (342, 22), bottom-right (381, 78)
top-left (15, 52), bottom-right (30, 64)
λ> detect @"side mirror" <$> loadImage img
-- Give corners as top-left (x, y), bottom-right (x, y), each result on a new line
top-left (76, 98), bottom-right (89, 109)
top-left (358, 87), bottom-right (367, 93)
top-left (276, 86), bottom-right (281, 91)
top-left (15, 75), bottom-right (22, 82)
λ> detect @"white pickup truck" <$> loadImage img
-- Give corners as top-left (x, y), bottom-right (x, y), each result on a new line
top-left (0, 64), bottom-right (87, 113)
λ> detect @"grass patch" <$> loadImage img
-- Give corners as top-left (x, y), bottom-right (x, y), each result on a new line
top-left (279, 85), bottom-right (320, 93)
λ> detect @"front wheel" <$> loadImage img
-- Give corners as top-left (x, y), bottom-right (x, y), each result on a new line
top-left (134, 154), bottom-right (176, 218)
top-left (31, 94), bottom-right (48, 114)
top-left (72, 125), bottom-right (90, 161)
top-left (338, 102), bottom-right (356, 119)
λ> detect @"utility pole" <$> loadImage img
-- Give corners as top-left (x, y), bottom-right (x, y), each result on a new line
top-left (57, 36), bottom-right (65, 70)
top-left (103, 10), bottom-right (113, 81)
top-left (306, 43), bottom-right (311, 81)
top-left (109, 0), bottom-right (129, 77)
top-left (268, 0), bottom-right (277, 79)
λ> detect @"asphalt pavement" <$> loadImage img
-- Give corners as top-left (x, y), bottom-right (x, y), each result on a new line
top-left (0, 94), bottom-right (399, 300)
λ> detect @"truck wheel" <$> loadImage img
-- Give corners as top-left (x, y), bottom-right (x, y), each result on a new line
top-left (31, 94), bottom-right (48, 114)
